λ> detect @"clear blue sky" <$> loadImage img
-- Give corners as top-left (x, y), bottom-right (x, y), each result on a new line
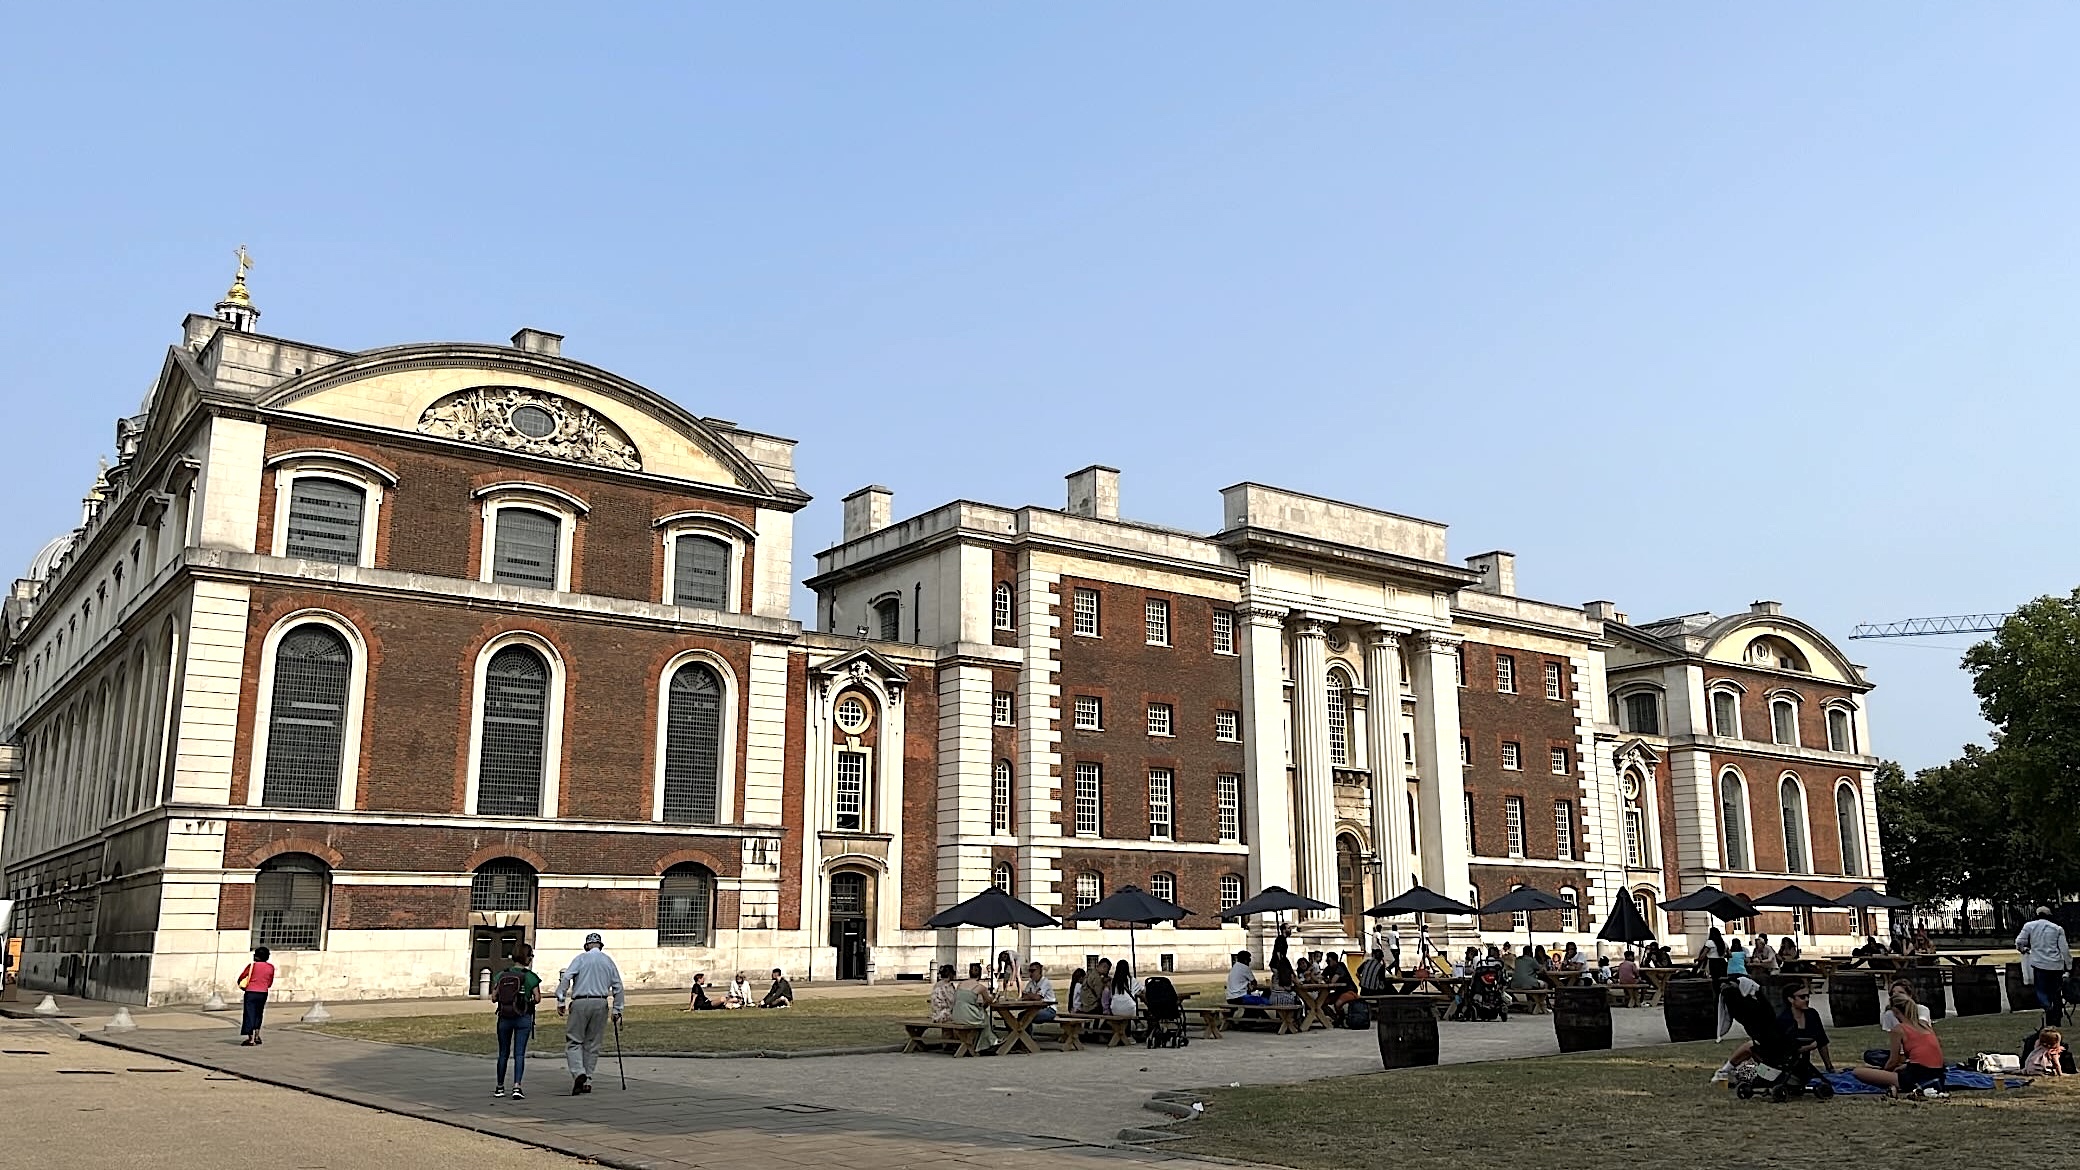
top-left (4, 5), bottom-right (2074, 773)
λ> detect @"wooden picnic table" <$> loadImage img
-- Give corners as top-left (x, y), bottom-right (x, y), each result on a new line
top-left (989, 998), bottom-right (1054, 1055)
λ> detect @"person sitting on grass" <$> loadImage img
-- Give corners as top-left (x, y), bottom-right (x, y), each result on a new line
top-left (1228, 950), bottom-right (1270, 1006)
top-left (1853, 984), bottom-right (1946, 1098)
top-left (1021, 961), bottom-right (1058, 1023)
top-left (725, 972), bottom-right (753, 1009)
top-left (2026, 1027), bottom-right (2068, 1076)
top-left (952, 963), bottom-right (999, 1049)
top-left (928, 964), bottom-right (958, 1023)
top-left (760, 967), bottom-right (793, 1009)
top-left (686, 972), bottom-right (717, 1011)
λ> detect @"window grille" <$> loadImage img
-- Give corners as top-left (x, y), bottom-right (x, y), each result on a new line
top-left (262, 626), bottom-right (349, 810)
top-left (1148, 768), bottom-right (1173, 839)
top-left (658, 865), bottom-right (714, 946)
top-left (285, 478), bottom-right (364, 564)
top-left (672, 535), bottom-right (730, 608)
top-left (253, 855), bottom-right (328, 951)
top-left (835, 751), bottom-right (868, 831)
top-left (479, 647), bottom-right (548, 817)
top-left (663, 663), bottom-right (722, 824)
top-left (471, 860), bottom-right (537, 912)
top-left (491, 508), bottom-right (560, 588)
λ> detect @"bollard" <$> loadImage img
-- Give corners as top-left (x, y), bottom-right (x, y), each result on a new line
top-left (301, 1000), bottom-right (331, 1023)
top-left (105, 1007), bottom-right (137, 1032)
top-left (32, 994), bottom-right (60, 1016)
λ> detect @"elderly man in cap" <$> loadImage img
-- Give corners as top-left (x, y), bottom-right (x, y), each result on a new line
top-left (556, 932), bottom-right (625, 1095)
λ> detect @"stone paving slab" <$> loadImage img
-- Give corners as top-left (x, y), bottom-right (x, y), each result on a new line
top-left (85, 1024), bottom-right (1223, 1169)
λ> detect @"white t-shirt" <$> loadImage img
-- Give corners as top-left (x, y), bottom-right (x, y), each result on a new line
top-left (1880, 1004), bottom-right (1932, 1031)
top-left (1226, 962), bottom-right (1255, 1000)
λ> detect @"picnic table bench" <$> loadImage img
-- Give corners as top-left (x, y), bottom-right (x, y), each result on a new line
top-left (900, 1019), bottom-right (984, 1056)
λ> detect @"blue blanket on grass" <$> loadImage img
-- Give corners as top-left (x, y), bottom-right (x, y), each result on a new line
top-left (1817, 1067), bottom-right (2026, 1095)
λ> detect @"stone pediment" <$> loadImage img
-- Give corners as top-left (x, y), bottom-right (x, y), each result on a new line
top-left (417, 385), bottom-right (641, 471)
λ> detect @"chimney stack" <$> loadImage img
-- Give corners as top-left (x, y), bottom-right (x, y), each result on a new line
top-left (1065, 466), bottom-right (1120, 520)
top-left (510, 328), bottom-right (563, 357)
top-left (1466, 551), bottom-right (1516, 597)
top-left (842, 486), bottom-right (894, 542)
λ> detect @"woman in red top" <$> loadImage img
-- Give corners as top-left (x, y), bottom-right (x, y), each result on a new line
top-left (238, 946), bottom-right (276, 1046)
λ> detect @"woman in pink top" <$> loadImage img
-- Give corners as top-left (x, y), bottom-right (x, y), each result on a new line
top-left (238, 946), bottom-right (276, 1046)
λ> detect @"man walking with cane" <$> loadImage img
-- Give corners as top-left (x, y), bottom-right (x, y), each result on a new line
top-left (556, 932), bottom-right (624, 1096)
top-left (2018, 906), bottom-right (2070, 1029)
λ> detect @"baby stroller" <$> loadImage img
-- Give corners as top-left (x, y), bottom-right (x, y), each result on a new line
top-left (1143, 976), bottom-right (1188, 1049)
top-left (1721, 979), bottom-right (1832, 1102)
top-left (1452, 962), bottom-right (1510, 1022)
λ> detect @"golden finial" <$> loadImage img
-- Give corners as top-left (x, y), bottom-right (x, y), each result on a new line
top-left (224, 244), bottom-right (254, 305)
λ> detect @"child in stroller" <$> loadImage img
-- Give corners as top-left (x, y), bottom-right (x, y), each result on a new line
top-left (1452, 959), bottom-right (1510, 1022)
top-left (1715, 978), bottom-right (1833, 1101)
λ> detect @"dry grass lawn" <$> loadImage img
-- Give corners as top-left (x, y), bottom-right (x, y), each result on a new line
top-left (1170, 1010), bottom-right (2080, 1168)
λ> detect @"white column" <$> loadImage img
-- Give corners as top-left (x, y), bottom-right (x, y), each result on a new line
top-left (1290, 615), bottom-right (1336, 916)
top-left (1365, 627), bottom-right (1412, 904)
top-left (1408, 631), bottom-right (1470, 904)
top-left (1238, 603), bottom-right (1295, 900)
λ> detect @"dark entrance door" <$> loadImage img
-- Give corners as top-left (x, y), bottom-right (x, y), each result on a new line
top-left (470, 926), bottom-right (526, 997)
top-left (830, 871), bottom-right (869, 980)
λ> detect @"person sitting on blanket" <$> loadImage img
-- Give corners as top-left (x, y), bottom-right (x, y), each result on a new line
top-left (1853, 984), bottom-right (1946, 1098)
top-left (2026, 1027), bottom-right (2067, 1076)
top-left (1228, 950), bottom-right (1270, 1006)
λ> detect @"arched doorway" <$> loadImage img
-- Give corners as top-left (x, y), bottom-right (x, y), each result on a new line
top-left (1336, 834), bottom-right (1364, 940)
top-left (829, 870), bottom-right (872, 980)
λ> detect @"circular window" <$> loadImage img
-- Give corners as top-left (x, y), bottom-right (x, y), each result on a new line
top-left (835, 696), bottom-right (870, 733)
top-left (511, 405), bottom-right (556, 438)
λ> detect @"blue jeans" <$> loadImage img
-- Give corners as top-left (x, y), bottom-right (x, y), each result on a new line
top-left (497, 1014), bottom-right (535, 1085)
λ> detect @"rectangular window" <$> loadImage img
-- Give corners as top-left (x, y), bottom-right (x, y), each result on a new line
top-left (1215, 710), bottom-right (1239, 742)
top-left (1074, 695), bottom-right (1102, 730)
top-left (1544, 661), bottom-right (1563, 701)
top-left (1144, 598), bottom-right (1170, 646)
top-left (1212, 610), bottom-right (1235, 654)
top-left (1148, 768), bottom-right (1173, 839)
top-left (1464, 792), bottom-right (1475, 853)
top-left (1147, 703), bottom-right (1173, 737)
top-left (1505, 796), bottom-right (1525, 857)
top-left (491, 508), bottom-right (560, 588)
top-left (834, 750), bottom-right (867, 831)
top-left (1217, 773), bottom-right (1240, 842)
top-left (1550, 747), bottom-right (1569, 775)
top-left (1074, 763), bottom-right (1102, 836)
top-left (1496, 654), bottom-right (1515, 693)
top-left (1501, 741), bottom-right (1521, 770)
top-left (992, 764), bottom-right (1012, 834)
top-left (992, 691), bottom-right (1013, 727)
top-left (1073, 588), bottom-right (1100, 637)
top-left (1555, 801), bottom-right (1574, 861)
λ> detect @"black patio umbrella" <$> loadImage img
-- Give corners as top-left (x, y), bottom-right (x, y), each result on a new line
top-left (1597, 891), bottom-right (1657, 946)
top-left (1662, 886), bottom-right (1760, 922)
top-left (1479, 886), bottom-right (1570, 950)
top-left (1218, 884), bottom-right (1335, 921)
top-left (1365, 884), bottom-right (1481, 918)
top-left (925, 888), bottom-right (1059, 989)
top-left (1065, 884), bottom-right (1191, 975)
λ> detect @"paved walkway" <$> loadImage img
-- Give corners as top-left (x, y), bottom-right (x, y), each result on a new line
top-left (86, 1017), bottom-right (1218, 1169)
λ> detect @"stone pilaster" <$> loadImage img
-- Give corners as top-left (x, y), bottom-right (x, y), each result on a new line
top-left (1365, 627), bottom-right (1412, 905)
top-left (1290, 614), bottom-right (1336, 916)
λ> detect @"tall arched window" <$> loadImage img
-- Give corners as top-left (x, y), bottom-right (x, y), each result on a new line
top-left (252, 853), bottom-right (330, 951)
top-left (1780, 776), bottom-right (1809, 874)
top-left (993, 582), bottom-right (1014, 631)
top-left (662, 663), bottom-right (722, 825)
top-left (658, 864), bottom-right (715, 946)
top-left (1835, 781), bottom-right (1865, 876)
top-left (479, 646), bottom-right (550, 817)
top-left (672, 535), bottom-right (731, 609)
top-left (1719, 770), bottom-right (1750, 871)
top-left (262, 626), bottom-right (351, 809)
top-left (471, 859), bottom-right (538, 913)
top-left (1326, 671), bottom-right (1351, 766)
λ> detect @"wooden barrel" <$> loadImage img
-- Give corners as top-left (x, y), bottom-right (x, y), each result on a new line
top-left (1953, 965), bottom-right (2001, 1016)
top-left (1373, 996), bottom-right (1440, 1069)
top-left (1909, 964), bottom-right (1947, 1020)
top-left (2006, 963), bottom-right (2032, 1013)
top-left (1553, 986), bottom-right (1613, 1052)
top-left (1828, 971), bottom-right (1878, 1028)
top-left (1663, 978), bottom-right (1717, 1042)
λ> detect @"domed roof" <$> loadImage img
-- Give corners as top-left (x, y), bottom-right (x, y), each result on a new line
top-left (26, 531), bottom-right (78, 583)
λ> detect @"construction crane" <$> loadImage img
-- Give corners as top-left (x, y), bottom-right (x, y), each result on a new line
top-left (1848, 614), bottom-right (2010, 640)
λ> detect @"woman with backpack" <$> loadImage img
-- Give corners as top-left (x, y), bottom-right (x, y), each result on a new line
top-left (492, 943), bottom-right (543, 1099)
top-left (236, 946), bottom-right (275, 1047)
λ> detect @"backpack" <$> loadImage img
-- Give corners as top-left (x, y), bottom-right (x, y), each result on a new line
top-left (493, 969), bottom-right (527, 1019)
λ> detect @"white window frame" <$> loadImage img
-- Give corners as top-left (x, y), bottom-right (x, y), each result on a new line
top-left (1501, 741), bottom-right (1521, 771)
top-left (1215, 710), bottom-right (1240, 742)
top-left (1544, 661), bottom-right (1563, 701)
top-left (1212, 610), bottom-right (1235, 655)
top-left (1216, 773), bottom-right (1240, 842)
top-left (1148, 767), bottom-right (1173, 840)
top-left (1550, 747), bottom-right (1568, 775)
top-left (1770, 695), bottom-right (1801, 747)
top-left (476, 484), bottom-right (587, 592)
top-left (992, 760), bottom-right (1013, 835)
top-left (1710, 686), bottom-right (1743, 738)
top-left (266, 452), bottom-right (393, 568)
top-left (1554, 800), bottom-right (1574, 861)
top-left (1495, 654), bottom-right (1515, 694)
top-left (1072, 588), bottom-right (1100, 637)
top-left (463, 630), bottom-right (567, 818)
top-left (649, 648), bottom-right (740, 824)
top-left (993, 582), bottom-right (1014, 631)
top-left (1074, 762), bottom-right (1102, 837)
top-left (993, 690), bottom-right (1014, 727)
top-left (247, 610), bottom-right (369, 812)
top-left (1825, 703), bottom-right (1857, 753)
top-left (1074, 695), bottom-right (1102, 731)
top-left (1146, 703), bottom-right (1173, 737)
top-left (1144, 598), bottom-right (1170, 646)
top-left (1505, 796), bottom-right (1525, 857)
top-left (654, 511), bottom-right (752, 613)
